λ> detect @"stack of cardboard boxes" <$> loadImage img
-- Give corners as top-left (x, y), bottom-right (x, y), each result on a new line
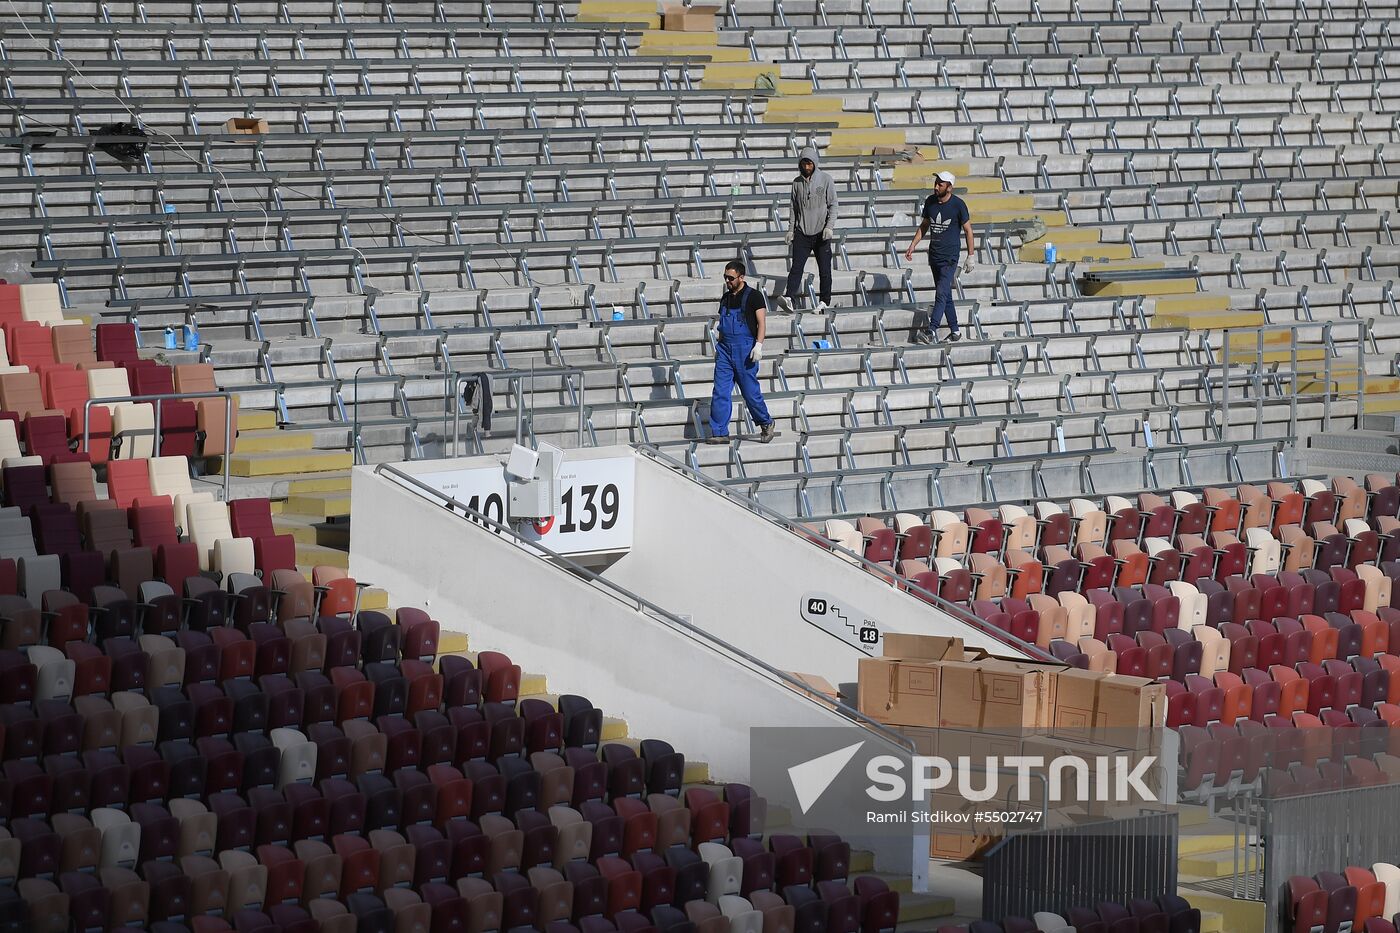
top-left (857, 634), bottom-right (1168, 861)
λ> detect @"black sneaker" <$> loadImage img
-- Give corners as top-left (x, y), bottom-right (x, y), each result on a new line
top-left (759, 423), bottom-right (776, 443)
top-left (706, 435), bottom-right (729, 445)
top-left (913, 330), bottom-right (935, 345)
top-left (948, 331), bottom-right (962, 343)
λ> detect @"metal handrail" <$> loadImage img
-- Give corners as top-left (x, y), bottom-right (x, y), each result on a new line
top-left (373, 460), bottom-right (916, 755)
top-left (633, 444), bottom-right (1055, 661)
top-left (81, 390), bottom-right (235, 500)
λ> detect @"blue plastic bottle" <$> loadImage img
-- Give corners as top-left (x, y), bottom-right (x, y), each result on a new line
top-left (183, 322), bottom-right (199, 351)
top-left (1044, 242), bottom-right (1057, 264)
top-left (163, 326), bottom-right (178, 350)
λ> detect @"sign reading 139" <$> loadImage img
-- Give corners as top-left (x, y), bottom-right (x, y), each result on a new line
top-left (522, 457), bottom-right (635, 554)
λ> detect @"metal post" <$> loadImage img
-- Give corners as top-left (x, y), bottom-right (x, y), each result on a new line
top-left (1289, 326), bottom-right (1298, 440)
top-left (1254, 326), bottom-right (1264, 438)
top-left (1221, 328), bottom-right (1231, 441)
top-left (515, 378), bottom-right (525, 446)
top-left (1358, 319), bottom-right (1367, 425)
top-left (1324, 324), bottom-right (1333, 433)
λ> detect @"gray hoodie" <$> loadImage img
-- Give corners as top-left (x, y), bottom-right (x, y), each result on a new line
top-left (789, 145), bottom-right (839, 237)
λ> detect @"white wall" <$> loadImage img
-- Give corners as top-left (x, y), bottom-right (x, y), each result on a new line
top-left (349, 464), bottom-right (925, 879)
top-left (605, 448), bottom-right (1028, 689)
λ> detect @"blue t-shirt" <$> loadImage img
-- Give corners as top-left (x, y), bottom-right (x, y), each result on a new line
top-left (921, 193), bottom-right (970, 265)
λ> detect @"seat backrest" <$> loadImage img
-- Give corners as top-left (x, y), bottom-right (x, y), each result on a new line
top-left (229, 498), bottom-right (275, 540)
top-left (0, 420), bottom-right (18, 462)
top-left (18, 284), bottom-right (63, 325)
top-left (51, 324), bottom-right (96, 366)
top-left (87, 366), bottom-right (133, 402)
top-left (174, 364), bottom-right (219, 394)
top-left (0, 372), bottom-right (47, 419)
top-left (132, 364), bottom-right (176, 397)
top-left (84, 507), bottom-right (133, 554)
top-left (0, 514), bottom-right (37, 560)
top-left (188, 501), bottom-right (233, 550)
top-left (8, 322), bottom-right (54, 370)
top-left (147, 457), bottom-right (192, 500)
top-left (51, 462), bottom-right (97, 508)
top-left (106, 460), bottom-right (152, 510)
top-left (95, 324), bottom-right (139, 367)
top-left (44, 367), bottom-right (91, 413)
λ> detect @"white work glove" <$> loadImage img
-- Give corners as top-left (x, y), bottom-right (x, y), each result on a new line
top-left (749, 342), bottom-right (764, 363)
top-left (785, 230), bottom-right (794, 246)
top-left (822, 226), bottom-right (834, 241)
top-left (963, 253), bottom-right (975, 274)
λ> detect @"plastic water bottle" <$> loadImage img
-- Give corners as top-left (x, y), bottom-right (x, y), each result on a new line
top-left (612, 307), bottom-right (625, 321)
top-left (163, 326), bottom-right (178, 350)
top-left (812, 339), bottom-right (831, 350)
top-left (183, 322), bottom-right (199, 351)
top-left (1044, 242), bottom-right (1057, 264)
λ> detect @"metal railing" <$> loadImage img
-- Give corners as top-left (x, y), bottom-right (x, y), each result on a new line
top-left (982, 811), bottom-right (1180, 924)
top-left (634, 444), bottom-right (1055, 662)
top-left (81, 389), bottom-right (235, 499)
top-left (372, 460), bottom-right (917, 754)
top-left (1217, 320), bottom-right (1369, 437)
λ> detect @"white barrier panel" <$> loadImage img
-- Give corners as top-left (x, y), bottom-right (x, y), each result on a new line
top-left (414, 450), bottom-right (635, 556)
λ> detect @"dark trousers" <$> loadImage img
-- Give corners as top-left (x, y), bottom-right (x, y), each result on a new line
top-left (926, 259), bottom-right (960, 334)
top-left (784, 231), bottom-right (833, 305)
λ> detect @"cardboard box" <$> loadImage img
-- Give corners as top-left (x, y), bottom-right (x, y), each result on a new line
top-left (225, 118), bottom-right (269, 135)
top-left (902, 726), bottom-right (939, 757)
top-left (857, 634), bottom-right (965, 728)
top-left (939, 659), bottom-right (1060, 733)
top-left (784, 671), bottom-right (841, 705)
top-left (858, 657), bottom-right (941, 728)
top-left (1098, 674), bottom-right (1167, 733)
top-left (1051, 668), bottom-right (1107, 743)
top-left (661, 4), bottom-right (718, 30)
top-left (928, 793), bottom-right (1002, 862)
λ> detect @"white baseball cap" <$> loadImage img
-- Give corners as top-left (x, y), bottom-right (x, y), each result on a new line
top-left (935, 170), bottom-right (957, 185)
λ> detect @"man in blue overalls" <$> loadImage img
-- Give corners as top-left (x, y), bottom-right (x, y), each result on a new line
top-left (708, 260), bottom-right (776, 444)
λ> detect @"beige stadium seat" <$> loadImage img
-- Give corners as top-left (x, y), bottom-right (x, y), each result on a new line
top-left (18, 283), bottom-right (64, 325)
top-left (88, 367), bottom-right (155, 459)
top-left (147, 456), bottom-right (212, 533)
top-left (187, 499), bottom-right (235, 571)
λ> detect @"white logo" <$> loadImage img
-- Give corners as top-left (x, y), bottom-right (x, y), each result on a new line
top-left (867, 755), bottom-right (1159, 803)
top-left (788, 741), bottom-right (865, 814)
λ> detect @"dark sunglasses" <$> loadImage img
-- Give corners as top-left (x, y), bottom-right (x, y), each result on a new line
top-left (723, 274), bottom-right (739, 282)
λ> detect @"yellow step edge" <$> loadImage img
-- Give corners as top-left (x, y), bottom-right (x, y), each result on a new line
top-left (439, 632), bottom-right (470, 655)
top-left (1178, 849), bottom-right (1259, 879)
top-left (763, 95), bottom-right (850, 112)
top-left (237, 409), bottom-right (279, 431)
top-left (578, 0), bottom-right (656, 10)
top-left (228, 449), bottom-right (354, 478)
top-left (578, 11), bottom-right (660, 25)
top-left (1181, 890), bottom-right (1265, 933)
top-left (1153, 309), bottom-right (1266, 330)
top-left (893, 160), bottom-right (971, 179)
top-left (274, 521), bottom-right (322, 545)
top-left (1088, 278), bottom-right (1200, 298)
top-left (1177, 834), bottom-right (1242, 857)
top-left (635, 46), bottom-right (750, 62)
top-left (1363, 394), bottom-right (1400, 413)
top-left (702, 78), bottom-right (812, 95)
top-left (899, 892), bottom-right (957, 922)
top-left (763, 110), bottom-right (875, 128)
top-left (963, 193), bottom-right (1036, 211)
top-left (601, 716), bottom-right (630, 741)
top-left (638, 28), bottom-right (718, 46)
top-left (682, 761), bottom-right (710, 784)
top-left (1156, 294), bottom-right (1232, 314)
top-left (359, 588), bottom-right (389, 610)
top-left (1028, 226), bottom-right (1107, 245)
top-left (1300, 375), bottom-right (1400, 395)
top-left (283, 490), bottom-right (352, 519)
top-left (1019, 242), bottom-right (1134, 262)
top-left (287, 475), bottom-right (352, 494)
top-left (233, 430), bottom-right (314, 453)
top-left (825, 128), bottom-right (910, 155)
top-left (976, 208), bottom-right (1069, 227)
top-left (700, 61), bottom-right (783, 80)
top-left (294, 542), bottom-right (347, 569)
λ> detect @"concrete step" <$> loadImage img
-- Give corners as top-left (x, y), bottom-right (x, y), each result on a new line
top-left (284, 489), bottom-right (352, 519)
top-left (239, 409), bottom-right (279, 431)
top-left (234, 429), bottom-right (315, 453)
top-left (296, 541), bottom-right (349, 569)
top-left (898, 890), bottom-right (958, 924)
top-left (1179, 847), bottom-right (1258, 880)
top-left (289, 473), bottom-right (352, 493)
top-left (229, 449), bottom-right (354, 477)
